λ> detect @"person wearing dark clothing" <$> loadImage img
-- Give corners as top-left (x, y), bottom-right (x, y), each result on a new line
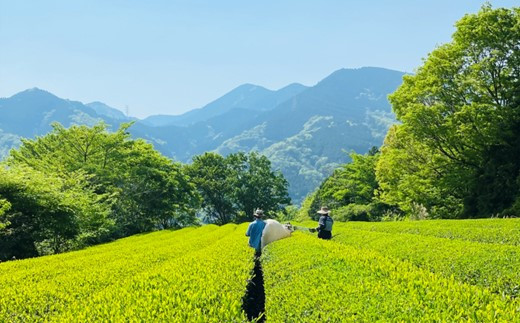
top-left (316, 206), bottom-right (333, 240)
top-left (246, 209), bottom-right (266, 256)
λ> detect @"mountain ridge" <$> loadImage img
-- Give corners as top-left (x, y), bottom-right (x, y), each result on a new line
top-left (142, 82), bottom-right (308, 127)
top-left (0, 67), bottom-right (405, 202)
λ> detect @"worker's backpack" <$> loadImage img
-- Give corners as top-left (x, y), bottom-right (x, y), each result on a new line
top-left (324, 216), bottom-right (333, 231)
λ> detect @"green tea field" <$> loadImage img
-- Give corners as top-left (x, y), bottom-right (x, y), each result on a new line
top-left (1, 219), bottom-right (520, 322)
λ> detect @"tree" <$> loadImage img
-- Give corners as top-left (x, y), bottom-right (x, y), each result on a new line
top-left (376, 125), bottom-right (462, 219)
top-left (9, 122), bottom-right (200, 240)
top-left (188, 152), bottom-right (291, 224)
top-left (231, 152), bottom-right (291, 222)
top-left (187, 152), bottom-right (236, 224)
top-left (275, 205), bottom-right (300, 222)
top-left (309, 149), bottom-right (389, 221)
top-left (109, 140), bottom-right (200, 234)
top-left (295, 192), bottom-right (315, 222)
top-left (0, 165), bottom-right (113, 260)
top-left (0, 199), bottom-right (10, 228)
top-left (381, 5), bottom-right (520, 217)
top-left (10, 122), bottom-right (129, 175)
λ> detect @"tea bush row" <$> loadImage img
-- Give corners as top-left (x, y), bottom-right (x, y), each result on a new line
top-left (262, 232), bottom-right (520, 322)
top-left (343, 218), bottom-right (520, 245)
top-left (0, 224), bottom-right (254, 322)
top-left (332, 223), bottom-right (520, 298)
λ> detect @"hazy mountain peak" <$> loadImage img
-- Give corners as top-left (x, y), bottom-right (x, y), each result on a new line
top-left (311, 67), bottom-right (406, 98)
top-left (10, 87), bottom-right (59, 101)
top-left (320, 67), bottom-right (405, 82)
top-left (277, 83), bottom-right (308, 92)
top-left (87, 101), bottom-right (108, 106)
top-left (144, 82), bottom-right (292, 127)
top-left (23, 87), bottom-right (48, 93)
top-left (234, 83), bottom-right (269, 92)
top-left (0, 88), bottom-right (109, 138)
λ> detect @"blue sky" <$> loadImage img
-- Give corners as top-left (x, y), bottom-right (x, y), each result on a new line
top-left (0, 1), bottom-right (517, 118)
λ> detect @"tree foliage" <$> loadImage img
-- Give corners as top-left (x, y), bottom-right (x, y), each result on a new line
top-left (378, 5), bottom-right (520, 218)
top-left (187, 152), bottom-right (236, 224)
top-left (0, 165), bottom-right (113, 260)
top-left (308, 149), bottom-right (388, 221)
top-left (187, 151), bottom-right (290, 224)
top-left (11, 122), bottom-right (200, 234)
top-left (231, 152), bottom-right (291, 222)
top-left (1, 122), bottom-right (200, 260)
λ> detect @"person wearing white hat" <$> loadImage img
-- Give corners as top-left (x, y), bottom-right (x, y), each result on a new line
top-left (315, 206), bottom-right (333, 240)
top-left (245, 209), bottom-right (266, 256)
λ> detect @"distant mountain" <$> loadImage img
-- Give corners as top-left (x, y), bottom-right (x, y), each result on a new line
top-left (0, 88), bottom-right (105, 138)
top-left (0, 67), bottom-right (405, 202)
top-left (214, 67), bottom-right (404, 201)
top-left (86, 101), bottom-right (132, 121)
top-left (142, 83), bottom-right (308, 127)
top-left (255, 67), bottom-right (402, 142)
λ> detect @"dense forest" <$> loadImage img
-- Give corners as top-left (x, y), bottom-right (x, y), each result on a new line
top-left (302, 6), bottom-right (520, 221)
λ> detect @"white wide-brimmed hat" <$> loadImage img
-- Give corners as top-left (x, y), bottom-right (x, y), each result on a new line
top-left (253, 209), bottom-right (264, 217)
top-left (317, 206), bottom-right (330, 214)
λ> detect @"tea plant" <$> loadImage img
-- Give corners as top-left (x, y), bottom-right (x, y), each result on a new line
top-left (262, 232), bottom-right (520, 322)
top-left (343, 218), bottom-right (520, 245)
top-left (332, 223), bottom-right (520, 297)
top-left (0, 224), bottom-right (254, 322)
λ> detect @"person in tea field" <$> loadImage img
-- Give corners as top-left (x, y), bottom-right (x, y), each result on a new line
top-left (315, 206), bottom-right (333, 240)
top-left (246, 209), bottom-right (266, 256)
